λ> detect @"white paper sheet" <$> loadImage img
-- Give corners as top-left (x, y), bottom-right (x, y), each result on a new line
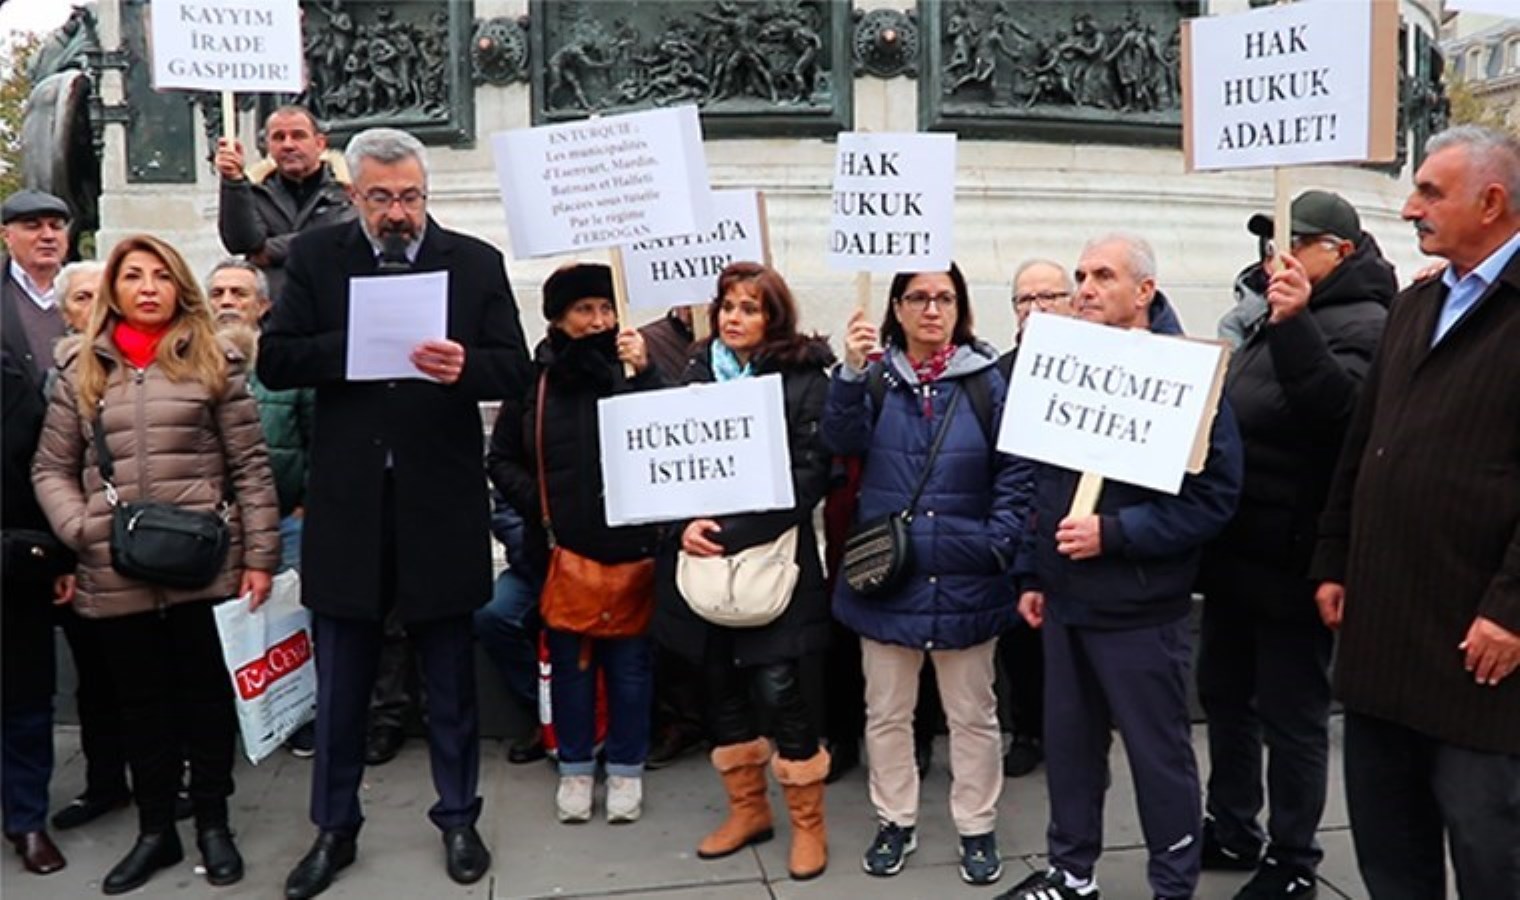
top-left (345, 272), bottom-right (449, 382)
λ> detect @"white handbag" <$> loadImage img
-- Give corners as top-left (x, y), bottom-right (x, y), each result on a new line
top-left (676, 525), bottom-right (800, 628)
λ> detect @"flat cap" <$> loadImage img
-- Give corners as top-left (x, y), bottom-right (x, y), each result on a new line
top-left (1, 190), bottom-right (71, 225)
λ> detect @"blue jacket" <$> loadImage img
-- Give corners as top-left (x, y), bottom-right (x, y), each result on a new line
top-left (1015, 294), bottom-right (1243, 629)
top-left (823, 342), bottom-right (1032, 650)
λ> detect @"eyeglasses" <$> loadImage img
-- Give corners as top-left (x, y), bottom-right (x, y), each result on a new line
top-left (1013, 290), bottom-right (1070, 308)
top-left (898, 291), bottom-right (956, 311)
top-left (1289, 233), bottom-right (1341, 251)
top-left (360, 189), bottom-right (427, 210)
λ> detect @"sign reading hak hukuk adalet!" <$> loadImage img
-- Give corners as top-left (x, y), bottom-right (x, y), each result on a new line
top-left (997, 314), bottom-right (1230, 496)
top-left (151, 0), bottom-right (305, 94)
top-left (1183, 0), bottom-right (1398, 172)
top-left (827, 132), bottom-right (956, 274)
top-left (492, 105), bottom-right (714, 260)
top-left (598, 375), bottom-right (795, 527)
top-left (620, 189), bottom-right (769, 311)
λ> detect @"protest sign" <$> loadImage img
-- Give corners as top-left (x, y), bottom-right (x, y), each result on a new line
top-left (998, 314), bottom-right (1229, 496)
top-left (598, 375), bottom-right (794, 526)
top-left (1183, 0), bottom-right (1398, 172)
top-left (620, 189), bottom-right (769, 310)
top-left (828, 132), bottom-right (956, 274)
top-left (150, 0), bottom-right (305, 94)
top-left (492, 105), bottom-right (714, 260)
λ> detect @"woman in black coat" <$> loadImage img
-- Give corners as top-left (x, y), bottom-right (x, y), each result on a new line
top-left (654, 262), bottom-right (835, 881)
top-left (486, 263), bottom-right (661, 827)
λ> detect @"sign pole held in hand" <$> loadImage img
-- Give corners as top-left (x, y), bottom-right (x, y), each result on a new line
top-left (1271, 166), bottom-right (1292, 272)
top-left (609, 246), bottom-right (635, 377)
top-left (1069, 471), bottom-right (1104, 519)
top-left (221, 90), bottom-right (236, 141)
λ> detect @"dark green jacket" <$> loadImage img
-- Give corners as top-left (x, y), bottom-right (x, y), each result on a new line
top-left (250, 371), bottom-right (313, 517)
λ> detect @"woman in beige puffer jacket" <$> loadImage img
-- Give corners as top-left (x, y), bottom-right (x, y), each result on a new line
top-left (31, 234), bottom-right (278, 895)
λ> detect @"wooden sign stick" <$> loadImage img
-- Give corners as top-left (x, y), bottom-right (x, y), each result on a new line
top-left (609, 245), bottom-right (636, 377)
top-left (1069, 471), bottom-right (1104, 518)
top-left (1270, 166), bottom-right (1292, 273)
top-left (690, 304), bottom-right (711, 342)
top-left (221, 90), bottom-right (236, 141)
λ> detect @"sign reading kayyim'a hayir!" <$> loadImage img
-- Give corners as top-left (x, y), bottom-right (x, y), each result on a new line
top-left (492, 105), bottom-right (714, 260)
top-left (150, 0), bottom-right (305, 93)
top-left (1183, 0), bottom-right (1398, 172)
top-left (598, 376), bottom-right (795, 526)
top-left (621, 189), bottom-right (769, 310)
top-left (828, 132), bottom-right (955, 273)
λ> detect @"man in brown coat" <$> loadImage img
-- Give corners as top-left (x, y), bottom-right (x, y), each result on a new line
top-left (1311, 125), bottom-right (1520, 899)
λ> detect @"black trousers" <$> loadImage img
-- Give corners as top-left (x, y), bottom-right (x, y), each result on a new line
top-left (59, 607), bottom-right (130, 800)
top-left (94, 602), bottom-right (237, 833)
top-left (703, 635), bottom-right (818, 761)
top-left (1344, 711), bottom-right (1520, 900)
top-left (1197, 599), bottom-right (1333, 869)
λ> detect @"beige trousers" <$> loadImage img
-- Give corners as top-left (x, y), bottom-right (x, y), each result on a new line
top-left (860, 636), bottom-right (1003, 836)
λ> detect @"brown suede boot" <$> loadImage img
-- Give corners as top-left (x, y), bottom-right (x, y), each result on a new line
top-left (696, 738), bottom-right (774, 859)
top-left (772, 747), bottom-right (830, 880)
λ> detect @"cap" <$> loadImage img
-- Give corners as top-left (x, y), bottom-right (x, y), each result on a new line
top-left (1, 190), bottom-right (71, 225)
top-left (542, 262), bottom-right (614, 322)
top-left (1246, 190), bottom-right (1361, 243)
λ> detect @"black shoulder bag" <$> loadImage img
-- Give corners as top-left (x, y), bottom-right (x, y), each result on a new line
top-left (841, 387), bottom-right (961, 596)
top-left (94, 416), bottom-right (231, 590)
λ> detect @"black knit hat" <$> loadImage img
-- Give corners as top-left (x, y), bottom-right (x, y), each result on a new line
top-left (542, 262), bottom-right (614, 321)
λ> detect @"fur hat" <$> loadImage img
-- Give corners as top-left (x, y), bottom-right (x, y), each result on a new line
top-left (542, 262), bottom-right (614, 322)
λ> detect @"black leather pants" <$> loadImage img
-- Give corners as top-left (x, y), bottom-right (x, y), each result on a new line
top-left (703, 642), bottom-right (818, 761)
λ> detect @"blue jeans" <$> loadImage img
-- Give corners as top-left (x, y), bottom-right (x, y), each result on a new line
top-left (545, 629), bottom-right (652, 778)
top-left (1, 708), bottom-right (53, 833)
top-left (278, 514), bottom-right (303, 573)
top-left (473, 569), bottom-right (541, 713)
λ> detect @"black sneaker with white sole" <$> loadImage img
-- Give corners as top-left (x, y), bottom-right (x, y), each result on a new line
top-left (959, 832), bottom-right (1002, 885)
top-left (862, 822), bottom-right (916, 877)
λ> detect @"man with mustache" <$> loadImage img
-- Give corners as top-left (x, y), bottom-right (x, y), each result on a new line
top-left (1310, 125), bottom-right (1520, 898)
top-left (260, 127), bottom-right (532, 899)
top-left (216, 104), bottom-right (355, 303)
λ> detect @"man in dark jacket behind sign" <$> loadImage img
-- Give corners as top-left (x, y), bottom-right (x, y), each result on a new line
top-left (1196, 191), bottom-right (1393, 900)
top-left (1000, 233), bottom-right (1243, 900)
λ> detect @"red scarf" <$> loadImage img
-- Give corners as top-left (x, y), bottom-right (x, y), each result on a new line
top-left (908, 344), bottom-right (957, 417)
top-left (112, 320), bottom-right (167, 369)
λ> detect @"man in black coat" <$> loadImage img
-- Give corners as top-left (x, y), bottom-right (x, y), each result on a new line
top-left (260, 128), bottom-right (531, 900)
top-left (1311, 126), bottom-right (1520, 899)
top-left (1196, 191), bottom-right (1393, 899)
top-left (1, 189), bottom-right (73, 876)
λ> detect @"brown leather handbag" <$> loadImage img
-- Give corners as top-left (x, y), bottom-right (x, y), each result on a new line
top-left (534, 373), bottom-right (655, 639)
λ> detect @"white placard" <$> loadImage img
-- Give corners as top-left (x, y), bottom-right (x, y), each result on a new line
top-left (598, 375), bottom-right (795, 526)
top-left (150, 0), bottom-right (305, 94)
top-left (998, 314), bottom-right (1228, 495)
top-left (620, 189), bottom-right (768, 311)
top-left (345, 272), bottom-right (448, 381)
top-left (1185, 0), bottom-right (1396, 171)
top-left (827, 132), bottom-right (955, 273)
top-left (1445, 0), bottom-right (1517, 14)
top-left (491, 105), bottom-right (713, 260)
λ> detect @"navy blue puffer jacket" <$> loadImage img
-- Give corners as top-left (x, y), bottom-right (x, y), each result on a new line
top-left (823, 342), bottom-right (1033, 650)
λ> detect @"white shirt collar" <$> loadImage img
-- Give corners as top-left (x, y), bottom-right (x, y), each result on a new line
top-left (9, 259), bottom-right (57, 310)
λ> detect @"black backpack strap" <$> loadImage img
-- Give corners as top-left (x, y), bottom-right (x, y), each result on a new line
top-left (962, 368), bottom-right (994, 446)
top-left (867, 363), bottom-right (888, 430)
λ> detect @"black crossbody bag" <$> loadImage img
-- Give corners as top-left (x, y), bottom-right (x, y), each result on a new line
top-left (841, 388), bottom-right (961, 596)
top-left (94, 416), bottom-right (231, 590)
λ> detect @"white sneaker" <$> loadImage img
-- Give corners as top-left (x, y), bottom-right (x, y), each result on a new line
top-left (556, 775), bottom-right (593, 823)
top-left (605, 775), bottom-right (642, 824)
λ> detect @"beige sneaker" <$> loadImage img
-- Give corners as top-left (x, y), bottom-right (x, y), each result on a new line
top-left (556, 775), bottom-right (594, 823)
top-left (605, 775), bottom-right (642, 824)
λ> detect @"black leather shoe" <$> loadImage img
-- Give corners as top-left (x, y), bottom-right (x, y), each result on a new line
top-left (284, 831), bottom-right (356, 900)
top-left (364, 725), bottom-right (405, 766)
top-left (197, 826), bottom-right (244, 886)
top-left (103, 830), bottom-right (183, 895)
top-left (442, 825), bottom-right (490, 885)
top-left (506, 725), bottom-right (546, 765)
top-left (6, 830), bottom-right (66, 874)
top-left (51, 792), bottom-right (131, 831)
